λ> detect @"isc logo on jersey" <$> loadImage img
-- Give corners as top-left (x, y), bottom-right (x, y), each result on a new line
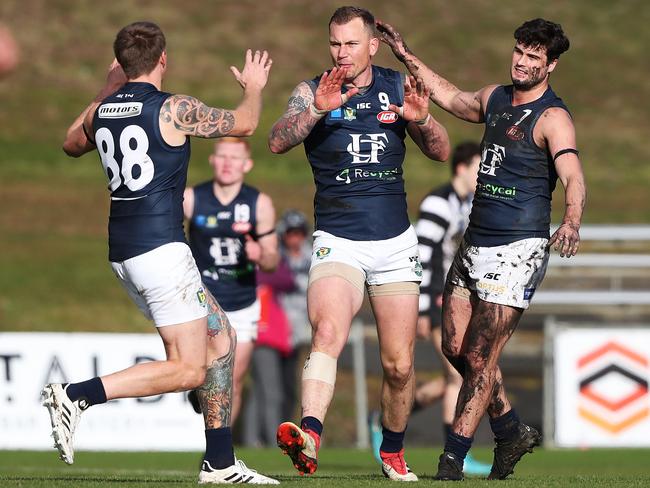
top-left (377, 111), bottom-right (398, 124)
top-left (98, 102), bottom-right (143, 119)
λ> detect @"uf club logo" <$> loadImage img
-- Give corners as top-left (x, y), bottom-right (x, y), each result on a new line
top-left (347, 133), bottom-right (388, 164)
top-left (480, 143), bottom-right (506, 176)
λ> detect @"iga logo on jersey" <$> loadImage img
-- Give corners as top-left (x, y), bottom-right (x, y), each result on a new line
top-left (377, 111), bottom-right (398, 124)
top-left (98, 102), bottom-right (143, 119)
top-left (347, 133), bottom-right (388, 164)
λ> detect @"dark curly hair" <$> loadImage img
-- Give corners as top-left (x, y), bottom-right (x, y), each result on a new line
top-left (514, 18), bottom-right (569, 63)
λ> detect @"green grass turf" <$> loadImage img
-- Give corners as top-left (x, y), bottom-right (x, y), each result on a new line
top-left (1, 447), bottom-right (649, 487)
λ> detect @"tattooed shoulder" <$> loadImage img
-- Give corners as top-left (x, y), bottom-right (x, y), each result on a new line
top-left (284, 82), bottom-right (314, 118)
top-left (160, 94), bottom-right (235, 138)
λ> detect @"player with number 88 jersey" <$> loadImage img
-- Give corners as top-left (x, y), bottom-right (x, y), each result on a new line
top-left (47, 21), bottom-right (279, 484)
top-left (93, 82), bottom-right (190, 262)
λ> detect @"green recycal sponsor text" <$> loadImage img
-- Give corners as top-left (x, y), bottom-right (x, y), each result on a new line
top-left (478, 182), bottom-right (517, 200)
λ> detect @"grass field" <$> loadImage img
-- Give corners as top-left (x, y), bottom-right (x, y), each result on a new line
top-left (1, 447), bottom-right (650, 487)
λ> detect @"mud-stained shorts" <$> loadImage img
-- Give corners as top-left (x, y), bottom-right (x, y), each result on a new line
top-left (111, 242), bottom-right (208, 327)
top-left (446, 237), bottom-right (549, 309)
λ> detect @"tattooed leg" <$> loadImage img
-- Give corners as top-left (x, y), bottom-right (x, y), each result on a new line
top-left (452, 301), bottom-right (522, 437)
top-left (197, 290), bottom-right (237, 429)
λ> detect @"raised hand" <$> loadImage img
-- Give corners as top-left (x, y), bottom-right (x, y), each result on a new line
top-left (388, 76), bottom-right (430, 122)
top-left (549, 222), bottom-right (580, 258)
top-left (313, 66), bottom-right (359, 112)
top-left (375, 20), bottom-right (413, 63)
top-left (106, 59), bottom-right (127, 90)
top-left (230, 49), bottom-right (273, 91)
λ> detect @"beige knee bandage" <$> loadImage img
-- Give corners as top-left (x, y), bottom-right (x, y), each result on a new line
top-left (308, 262), bottom-right (365, 295)
top-left (367, 281), bottom-right (420, 297)
top-left (302, 351), bottom-right (337, 386)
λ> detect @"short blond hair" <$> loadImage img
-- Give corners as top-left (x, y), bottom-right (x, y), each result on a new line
top-left (213, 137), bottom-right (251, 155)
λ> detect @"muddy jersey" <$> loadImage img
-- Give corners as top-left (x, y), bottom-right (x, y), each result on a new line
top-left (467, 85), bottom-right (570, 247)
top-left (92, 82), bottom-right (190, 262)
top-left (304, 65), bottom-right (409, 241)
top-left (188, 182), bottom-right (259, 311)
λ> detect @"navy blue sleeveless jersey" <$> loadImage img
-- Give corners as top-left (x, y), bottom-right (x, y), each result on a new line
top-left (188, 182), bottom-right (259, 311)
top-left (92, 82), bottom-right (190, 262)
top-left (466, 85), bottom-right (570, 247)
top-left (304, 65), bottom-right (409, 240)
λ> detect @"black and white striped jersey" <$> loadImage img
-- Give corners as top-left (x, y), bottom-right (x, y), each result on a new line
top-left (415, 183), bottom-right (472, 324)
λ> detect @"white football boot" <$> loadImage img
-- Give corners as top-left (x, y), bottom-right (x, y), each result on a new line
top-left (198, 459), bottom-right (280, 484)
top-left (41, 383), bottom-right (87, 464)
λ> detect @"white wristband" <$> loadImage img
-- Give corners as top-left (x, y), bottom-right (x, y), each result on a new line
top-left (309, 103), bottom-right (328, 119)
top-left (415, 113), bottom-right (431, 126)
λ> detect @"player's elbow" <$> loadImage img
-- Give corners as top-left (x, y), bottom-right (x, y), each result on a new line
top-left (268, 133), bottom-right (289, 154)
top-left (62, 140), bottom-right (84, 158)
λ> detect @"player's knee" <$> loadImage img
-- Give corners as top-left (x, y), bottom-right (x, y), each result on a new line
top-left (311, 320), bottom-right (345, 356)
top-left (464, 350), bottom-right (489, 376)
top-left (383, 359), bottom-right (414, 389)
top-left (179, 363), bottom-right (207, 390)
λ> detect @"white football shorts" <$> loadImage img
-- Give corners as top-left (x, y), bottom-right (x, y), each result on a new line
top-left (447, 237), bottom-right (549, 309)
top-left (224, 299), bottom-right (260, 343)
top-left (309, 226), bottom-right (423, 287)
top-left (110, 242), bottom-right (208, 327)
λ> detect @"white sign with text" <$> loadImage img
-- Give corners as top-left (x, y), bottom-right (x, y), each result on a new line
top-left (0, 332), bottom-right (205, 451)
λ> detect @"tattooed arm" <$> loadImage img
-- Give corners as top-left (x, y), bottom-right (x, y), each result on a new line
top-left (268, 81), bottom-right (318, 154)
top-left (407, 116), bottom-right (450, 161)
top-left (269, 66), bottom-right (359, 153)
top-left (160, 49), bottom-right (272, 146)
top-left (376, 20), bottom-right (496, 124)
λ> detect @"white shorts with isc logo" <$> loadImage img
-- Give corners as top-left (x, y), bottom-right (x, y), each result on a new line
top-left (309, 226), bottom-right (423, 286)
top-left (447, 237), bottom-right (549, 309)
top-left (110, 242), bottom-right (208, 327)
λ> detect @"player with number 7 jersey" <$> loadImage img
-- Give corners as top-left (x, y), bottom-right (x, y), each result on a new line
top-left (50, 21), bottom-right (279, 484)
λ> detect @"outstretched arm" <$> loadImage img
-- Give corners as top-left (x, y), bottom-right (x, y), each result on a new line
top-left (541, 108), bottom-right (586, 258)
top-left (62, 60), bottom-right (127, 157)
top-left (376, 20), bottom-right (494, 123)
top-left (160, 49), bottom-right (272, 145)
top-left (268, 66), bottom-right (359, 153)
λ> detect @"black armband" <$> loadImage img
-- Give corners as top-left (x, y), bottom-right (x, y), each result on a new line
top-left (255, 228), bottom-right (276, 239)
top-left (82, 122), bottom-right (96, 145)
top-left (553, 148), bottom-right (579, 161)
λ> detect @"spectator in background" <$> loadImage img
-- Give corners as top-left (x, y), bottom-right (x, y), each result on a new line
top-left (184, 137), bottom-right (279, 428)
top-left (243, 210), bottom-right (312, 446)
top-left (276, 210), bottom-right (312, 418)
top-left (243, 256), bottom-right (295, 446)
top-left (0, 24), bottom-right (19, 77)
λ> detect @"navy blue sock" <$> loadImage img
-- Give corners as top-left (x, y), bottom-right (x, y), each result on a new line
top-left (489, 408), bottom-right (520, 441)
top-left (204, 427), bottom-right (235, 469)
top-left (444, 431), bottom-right (473, 461)
top-left (380, 425), bottom-right (406, 453)
top-left (65, 377), bottom-right (107, 407)
top-left (301, 416), bottom-right (323, 437)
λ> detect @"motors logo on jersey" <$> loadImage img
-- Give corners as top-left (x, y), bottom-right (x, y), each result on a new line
top-left (97, 102), bottom-right (143, 119)
top-left (479, 143), bottom-right (506, 176)
top-left (377, 111), bottom-right (398, 124)
top-left (347, 133), bottom-right (388, 164)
